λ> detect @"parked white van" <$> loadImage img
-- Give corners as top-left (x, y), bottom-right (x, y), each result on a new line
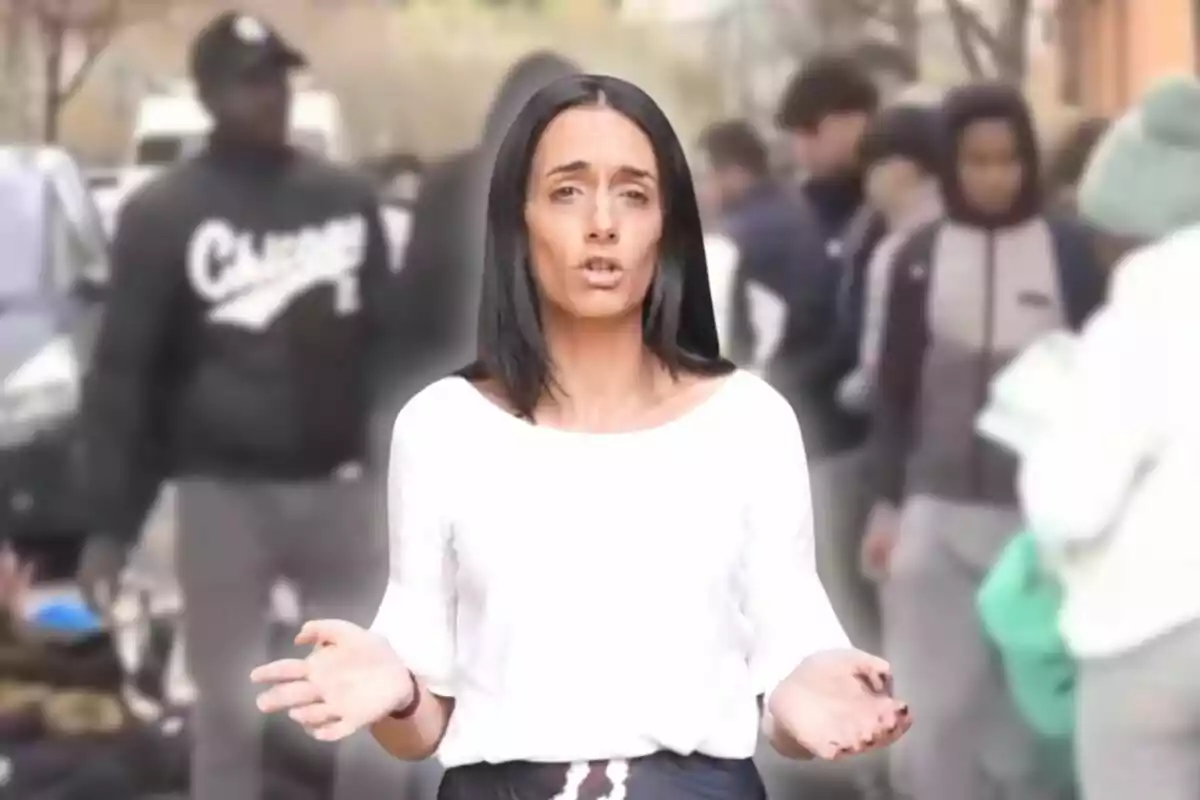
top-left (128, 79), bottom-right (352, 170)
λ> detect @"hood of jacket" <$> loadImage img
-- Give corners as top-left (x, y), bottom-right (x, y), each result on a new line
top-left (480, 51), bottom-right (580, 160)
top-left (940, 82), bottom-right (1043, 228)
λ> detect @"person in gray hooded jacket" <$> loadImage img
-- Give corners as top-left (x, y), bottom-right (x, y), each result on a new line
top-left (863, 83), bottom-right (1105, 800)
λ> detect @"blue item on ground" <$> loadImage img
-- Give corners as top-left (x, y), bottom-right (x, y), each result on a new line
top-left (28, 598), bottom-right (103, 634)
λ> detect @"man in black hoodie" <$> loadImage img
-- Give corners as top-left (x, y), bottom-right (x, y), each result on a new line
top-left (388, 51), bottom-right (580, 405)
top-left (76, 12), bottom-right (394, 800)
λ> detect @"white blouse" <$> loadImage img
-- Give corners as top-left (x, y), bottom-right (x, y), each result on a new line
top-left (369, 371), bottom-right (848, 767)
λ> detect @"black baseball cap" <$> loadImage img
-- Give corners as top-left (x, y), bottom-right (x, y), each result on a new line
top-left (189, 11), bottom-right (307, 88)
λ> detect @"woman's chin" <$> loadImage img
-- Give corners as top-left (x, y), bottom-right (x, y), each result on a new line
top-left (567, 295), bottom-right (642, 321)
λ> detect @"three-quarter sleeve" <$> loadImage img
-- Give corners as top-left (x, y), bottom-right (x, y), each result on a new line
top-left (369, 403), bottom-right (457, 697)
top-left (740, 391), bottom-right (850, 700)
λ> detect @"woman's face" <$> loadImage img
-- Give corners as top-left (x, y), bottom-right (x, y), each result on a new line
top-left (957, 118), bottom-right (1023, 217)
top-left (524, 105), bottom-right (662, 321)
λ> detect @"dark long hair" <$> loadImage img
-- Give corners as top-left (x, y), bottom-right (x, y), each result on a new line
top-left (462, 73), bottom-right (733, 419)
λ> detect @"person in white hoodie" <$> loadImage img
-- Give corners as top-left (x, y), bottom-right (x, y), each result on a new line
top-left (1019, 75), bottom-right (1200, 800)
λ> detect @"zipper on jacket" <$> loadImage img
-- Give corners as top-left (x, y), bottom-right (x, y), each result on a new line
top-left (970, 233), bottom-right (997, 496)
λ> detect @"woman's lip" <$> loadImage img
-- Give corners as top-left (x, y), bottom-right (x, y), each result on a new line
top-left (579, 257), bottom-right (621, 270)
top-left (580, 264), bottom-right (623, 288)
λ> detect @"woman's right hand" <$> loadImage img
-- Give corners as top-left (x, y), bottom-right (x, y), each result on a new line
top-left (251, 619), bottom-right (413, 742)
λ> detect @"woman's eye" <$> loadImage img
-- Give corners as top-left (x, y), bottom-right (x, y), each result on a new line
top-left (549, 186), bottom-right (581, 201)
top-left (621, 188), bottom-right (650, 205)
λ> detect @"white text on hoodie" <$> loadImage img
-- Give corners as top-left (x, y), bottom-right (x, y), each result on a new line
top-left (186, 215), bottom-right (366, 331)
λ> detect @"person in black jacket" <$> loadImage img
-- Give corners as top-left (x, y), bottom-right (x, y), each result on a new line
top-left (75, 12), bottom-right (394, 800)
top-left (773, 56), bottom-right (885, 450)
top-left (388, 51), bottom-right (580, 406)
top-left (776, 54), bottom-right (879, 254)
top-left (772, 56), bottom-right (885, 654)
top-left (695, 121), bottom-right (833, 409)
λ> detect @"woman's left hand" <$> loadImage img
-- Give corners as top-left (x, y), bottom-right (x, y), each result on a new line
top-left (767, 648), bottom-right (911, 760)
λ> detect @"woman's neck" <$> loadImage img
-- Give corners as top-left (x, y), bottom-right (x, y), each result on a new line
top-left (540, 313), bottom-right (663, 428)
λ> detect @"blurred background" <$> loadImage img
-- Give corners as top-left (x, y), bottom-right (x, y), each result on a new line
top-left (0, 0), bottom-right (1180, 164)
top-left (1, 0), bottom-right (1198, 799)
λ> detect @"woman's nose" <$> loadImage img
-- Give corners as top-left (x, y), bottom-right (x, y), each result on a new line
top-left (586, 198), bottom-right (618, 244)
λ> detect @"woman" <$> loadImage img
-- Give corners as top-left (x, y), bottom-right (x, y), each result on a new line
top-left (251, 74), bottom-right (909, 799)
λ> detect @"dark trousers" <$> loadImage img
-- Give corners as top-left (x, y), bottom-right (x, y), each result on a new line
top-left (438, 753), bottom-right (764, 800)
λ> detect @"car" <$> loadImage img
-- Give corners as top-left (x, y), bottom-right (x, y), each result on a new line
top-left (361, 152), bottom-right (423, 275)
top-left (84, 166), bottom-right (125, 239)
top-left (0, 147), bottom-right (109, 568)
top-left (130, 79), bottom-right (353, 169)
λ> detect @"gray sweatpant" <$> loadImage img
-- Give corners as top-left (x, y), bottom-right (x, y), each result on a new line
top-left (809, 447), bottom-right (889, 798)
top-left (809, 446), bottom-right (879, 652)
top-left (176, 473), bottom-right (389, 800)
top-left (882, 495), bottom-right (1069, 800)
top-left (1077, 620), bottom-right (1200, 800)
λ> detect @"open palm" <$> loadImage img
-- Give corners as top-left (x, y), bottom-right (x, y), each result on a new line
top-left (251, 619), bottom-right (412, 741)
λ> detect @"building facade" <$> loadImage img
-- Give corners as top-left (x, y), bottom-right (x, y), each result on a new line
top-left (1056, 0), bottom-right (1199, 115)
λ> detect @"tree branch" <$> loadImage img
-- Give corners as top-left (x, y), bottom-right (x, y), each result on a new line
top-left (945, 0), bottom-right (1001, 54)
top-left (995, 0), bottom-right (1030, 80)
top-left (945, 0), bottom-right (987, 77)
top-left (27, 0), bottom-right (167, 141)
top-left (58, 28), bottom-right (110, 100)
top-left (48, 0), bottom-right (121, 99)
top-left (845, 0), bottom-right (891, 20)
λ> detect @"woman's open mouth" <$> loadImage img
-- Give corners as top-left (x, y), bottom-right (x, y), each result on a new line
top-left (580, 257), bottom-right (623, 289)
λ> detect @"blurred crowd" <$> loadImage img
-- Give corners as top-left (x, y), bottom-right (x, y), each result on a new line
top-left (3, 6), bottom-right (1200, 800)
top-left (699, 50), bottom-right (1200, 800)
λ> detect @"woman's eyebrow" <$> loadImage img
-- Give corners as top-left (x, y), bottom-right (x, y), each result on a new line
top-left (546, 160), bottom-right (590, 177)
top-left (545, 160), bottom-right (655, 182)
